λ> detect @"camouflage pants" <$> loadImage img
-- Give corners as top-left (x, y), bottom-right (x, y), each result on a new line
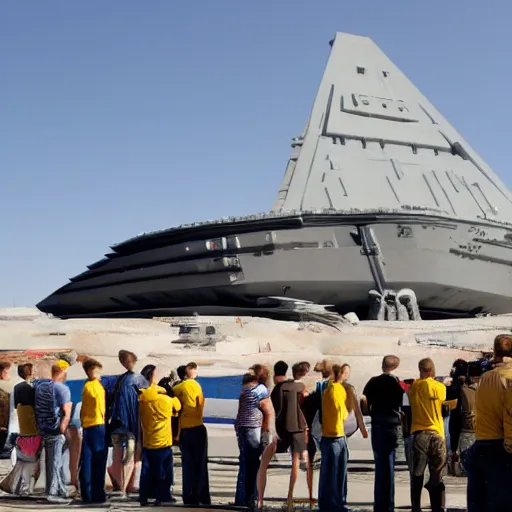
top-left (411, 431), bottom-right (447, 485)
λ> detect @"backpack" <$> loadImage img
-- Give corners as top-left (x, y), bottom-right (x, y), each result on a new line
top-left (34, 379), bottom-right (60, 435)
top-left (105, 372), bottom-right (129, 442)
top-left (310, 381), bottom-right (328, 449)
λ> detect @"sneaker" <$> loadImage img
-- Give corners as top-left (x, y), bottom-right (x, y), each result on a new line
top-left (83, 498), bottom-right (109, 505)
top-left (154, 497), bottom-right (177, 505)
top-left (65, 486), bottom-right (78, 498)
top-left (47, 495), bottom-right (72, 505)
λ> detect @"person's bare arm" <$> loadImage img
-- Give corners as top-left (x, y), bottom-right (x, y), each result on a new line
top-left (260, 397), bottom-right (277, 436)
top-left (360, 395), bottom-right (369, 416)
top-left (60, 402), bottom-right (72, 434)
top-left (353, 395), bottom-right (368, 439)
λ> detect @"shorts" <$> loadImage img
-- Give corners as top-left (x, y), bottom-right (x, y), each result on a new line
top-left (277, 431), bottom-right (307, 454)
top-left (411, 430), bottom-right (447, 482)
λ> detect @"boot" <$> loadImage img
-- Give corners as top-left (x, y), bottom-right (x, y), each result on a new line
top-left (426, 481), bottom-right (446, 512)
top-left (410, 475), bottom-right (424, 512)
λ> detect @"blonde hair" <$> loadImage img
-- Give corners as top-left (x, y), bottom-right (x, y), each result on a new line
top-left (249, 364), bottom-right (270, 387)
top-left (314, 359), bottom-right (333, 379)
top-left (418, 358), bottom-right (435, 376)
top-left (382, 355), bottom-right (400, 372)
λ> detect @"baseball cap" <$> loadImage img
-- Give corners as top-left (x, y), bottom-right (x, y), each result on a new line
top-left (55, 359), bottom-right (70, 372)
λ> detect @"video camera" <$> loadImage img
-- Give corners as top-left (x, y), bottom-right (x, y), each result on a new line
top-left (467, 356), bottom-right (492, 377)
top-left (450, 354), bottom-right (492, 383)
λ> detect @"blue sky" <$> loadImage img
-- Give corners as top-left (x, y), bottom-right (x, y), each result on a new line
top-left (1, 0), bottom-right (511, 307)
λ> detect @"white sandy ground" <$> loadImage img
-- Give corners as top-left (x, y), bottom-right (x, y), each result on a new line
top-left (0, 306), bottom-right (503, 511)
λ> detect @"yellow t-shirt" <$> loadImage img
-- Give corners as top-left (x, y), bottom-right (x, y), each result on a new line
top-left (409, 377), bottom-right (446, 437)
top-left (17, 405), bottom-right (38, 436)
top-left (173, 379), bottom-right (205, 429)
top-left (504, 380), bottom-right (512, 454)
top-left (80, 379), bottom-right (106, 429)
top-left (321, 381), bottom-right (348, 438)
top-left (139, 385), bottom-right (181, 449)
top-left (476, 363), bottom-right (512, 442)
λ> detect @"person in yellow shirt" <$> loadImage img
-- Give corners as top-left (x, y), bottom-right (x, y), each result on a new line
top-left (319, 364), bottom-right (349, 512)
top-left (408, 358), bottom-right (447, 512)
top-left (467, 335), bottom-right (512, 512)
top-left (138, 365), bottom-right (181, 507)
top-left (173, 362), bottom-right (211, 506)
top-left (79, 358), bottom-right (107, 504)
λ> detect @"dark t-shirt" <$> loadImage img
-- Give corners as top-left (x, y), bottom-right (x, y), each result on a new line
top-left (362, 374), bottom-right (404, 426)
top-left (14, 381), bottom-right (35, 408)
top-left (270, 381), bottom-right (285, 415)
top-left (275, 380), bottom-right (307, 434)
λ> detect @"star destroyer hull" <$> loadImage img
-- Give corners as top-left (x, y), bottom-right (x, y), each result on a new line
top-left (38, 33), bottom-right (512, 319)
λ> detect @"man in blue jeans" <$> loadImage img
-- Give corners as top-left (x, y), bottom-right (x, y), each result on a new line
top-left (79, 358), bottom-right (107, 504)
top-left (319, 364), bottom-right (350, 512)
top-left (34, 360), bottom-right (73, 505)
top-left (361, 355), bottom-right (404, 512)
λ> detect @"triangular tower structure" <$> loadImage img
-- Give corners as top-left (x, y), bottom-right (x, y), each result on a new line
top-left (273, 32), bottom-right (511, 220)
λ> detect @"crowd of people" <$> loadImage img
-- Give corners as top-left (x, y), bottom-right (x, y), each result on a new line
top-left (0, 352), bottom-right (209, 507)
top-left (0, 334), bottom-right (510, 512)
top-left (357, 336), bottom-right (512, 512)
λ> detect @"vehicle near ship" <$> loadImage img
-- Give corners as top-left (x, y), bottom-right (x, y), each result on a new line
top-left (174, 323), bottom-right (217, 343)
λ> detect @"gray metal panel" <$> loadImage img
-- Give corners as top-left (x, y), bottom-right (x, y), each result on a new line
top-left (272, 32), bottom-right (512, 223)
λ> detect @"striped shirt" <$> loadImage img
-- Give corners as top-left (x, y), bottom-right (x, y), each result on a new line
top-left (235, 383), bottom-right (269, 428)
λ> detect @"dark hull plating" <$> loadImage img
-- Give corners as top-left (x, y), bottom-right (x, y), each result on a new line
top-left (37, 213), bottom-right (512, 319)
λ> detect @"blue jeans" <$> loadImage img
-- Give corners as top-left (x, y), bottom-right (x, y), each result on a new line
top-left (43, 433), bottom-right (67, 498)
top-left (139, 446), bottom-right (174, 505)
top-left (319, 436), bottom-right (348, 512)
top-left (79, 425), bottom-right (107, 503)
top-left (371, 424), bottom-right (399, 512)
top-left (180, 425), bottom-right (211, 505)
top-left (235, 427), bottom-right (261, 507)
top-left (467, 440), bottom-right (512, 512)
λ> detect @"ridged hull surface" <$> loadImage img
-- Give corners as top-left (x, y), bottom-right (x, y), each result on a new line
top-left (37, 213), bottom-right (512, 318)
